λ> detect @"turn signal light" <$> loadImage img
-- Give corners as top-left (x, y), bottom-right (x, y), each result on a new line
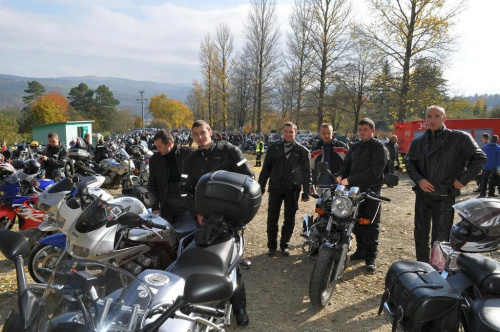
top-left (315, 208), bottom-right (325, 216)
top-left (134, 169), bottom-right (139, 175)
top-left (359, 218), bottom-right (371, 225)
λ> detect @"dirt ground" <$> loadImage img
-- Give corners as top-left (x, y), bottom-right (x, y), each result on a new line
top-left (0, 168), bottom-right (489, 331)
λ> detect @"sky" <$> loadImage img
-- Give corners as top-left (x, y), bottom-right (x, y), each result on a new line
top-left (0, 0), bottom-right (498, 96)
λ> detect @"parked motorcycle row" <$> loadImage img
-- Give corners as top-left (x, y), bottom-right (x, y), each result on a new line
top-left (0, 168), bottom-right (262, 332)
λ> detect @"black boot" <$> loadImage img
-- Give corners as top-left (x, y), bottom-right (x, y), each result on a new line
top-left (234, 307), bottom-right (249, 326)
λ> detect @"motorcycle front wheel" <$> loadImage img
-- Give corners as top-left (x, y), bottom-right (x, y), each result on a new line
top-left (27, 229), bottom-right (56, 250)
top-left (309, 246), bottom-right (341, 308)
top-left (28, 243), bottom-right (69, 283)
top-left (0, 216), bottom-right (14, 230)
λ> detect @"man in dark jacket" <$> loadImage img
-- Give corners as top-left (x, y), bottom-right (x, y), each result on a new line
top-left (74, 134), bottom-right (93, 152)
top-left (258, 122), bottom-right (311, 257)
top-left (385, 135), bottom-right (400, 175)
top-left (405, 105), bottom-right (486, 262)
top-left (148, 130), bottom-right (195, 223)
top-left (479, 134), bottom-right (500, 198)
top-left (337, 118), bottom-right (387, 273)
top-left (181, 120), bottom-right (253, 327)
top-left (310, 123), bottom-right (348, 193)
top-left (38, 132), bottom-right (68, 179)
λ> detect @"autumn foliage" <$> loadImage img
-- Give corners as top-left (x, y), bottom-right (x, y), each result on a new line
top-left (148, 94), bottom-right (194, 129)
top-left (31, 91), bottom-right (69, 126)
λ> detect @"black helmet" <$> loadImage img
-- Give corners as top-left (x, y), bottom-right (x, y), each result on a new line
top-left (449, 198), bottom-right (500, 252)
top-left (23, 159), bottom-right (41, 175)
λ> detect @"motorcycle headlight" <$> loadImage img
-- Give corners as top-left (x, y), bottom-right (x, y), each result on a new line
top-left (55, 211), bottom-right (66, 228)
top-left (331, 197), bottom-right (353, 218)
top-left (38, 202), bottom-right (51, 212)
top-left (72, 244), bottom-right (90, 258)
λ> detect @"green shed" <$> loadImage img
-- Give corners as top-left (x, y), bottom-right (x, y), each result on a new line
top-left (32, 121), bottom-right (94, 149)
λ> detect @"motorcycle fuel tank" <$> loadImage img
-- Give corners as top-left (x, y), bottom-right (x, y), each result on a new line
top-left (127, 214), bottom-right (177, 247)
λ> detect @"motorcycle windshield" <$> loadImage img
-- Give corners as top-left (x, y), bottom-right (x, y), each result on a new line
top-left (6, 170), bottom-right (33, 184)
top-left (453, 198), bottom-right (500, 233)
top-left (36, 260), bottom-right (153, 332)
top-left (46, 177), bottom-right (73, 194)
top-left (74, 198), bottom-right (126, 233)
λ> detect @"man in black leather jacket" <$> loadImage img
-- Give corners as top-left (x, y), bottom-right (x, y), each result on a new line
top-left (181, 120), bottom-right (253, 327)
top-left (405, 105), bottom-right (486, 262)
top-left (38, 132), bottom-right (68, 179)
top-left (310, 123), bottom-right (348, 192)
top-left (258, 122), bottom-right (311, 257)
top-left (148, 130), bottom-right (195, 223)
top-left (337, 118), bottom-right (387, 273)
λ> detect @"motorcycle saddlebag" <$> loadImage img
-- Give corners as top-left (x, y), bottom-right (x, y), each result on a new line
top-left (195, 170), bottom-right (262, 226)
top-left (379, 260), bottom-right (462, 332)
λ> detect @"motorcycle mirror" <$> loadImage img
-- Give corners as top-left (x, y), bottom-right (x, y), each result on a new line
top-left (109, 212), bottom-right (141, 228)
top-left (77, 181), bottom-right (89, 197)
top-left (0, 229), bottom-right (31, 260)
top-left (184, 273), bottom-right (233, 304)
top-left (384, 173), bottom-right (399, 187)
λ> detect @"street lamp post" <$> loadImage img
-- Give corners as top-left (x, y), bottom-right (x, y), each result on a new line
top-left (137, 90), bottom-right (148, 130)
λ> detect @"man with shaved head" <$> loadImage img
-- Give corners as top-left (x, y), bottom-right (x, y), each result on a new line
top-left (405, 105), bottom-right (486, 262)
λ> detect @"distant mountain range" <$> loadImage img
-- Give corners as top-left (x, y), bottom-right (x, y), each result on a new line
top-left (0, 73), bottom-right (192, 116)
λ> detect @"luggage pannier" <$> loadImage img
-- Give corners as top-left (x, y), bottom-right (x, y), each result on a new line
top-left (68, 148), bottom-right (90, 161)
top-left (195, 171), bottom-right (262, 226)
top-left (379, 260), bottom-right (462, 332)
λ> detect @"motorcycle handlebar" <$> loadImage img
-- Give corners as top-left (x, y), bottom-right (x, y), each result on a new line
top-left (365, 193), bottom-right (391, 202)
top-left (186, 304), bottom-right (225, 317)
top-left (143, 219), bottom-right (168, 230)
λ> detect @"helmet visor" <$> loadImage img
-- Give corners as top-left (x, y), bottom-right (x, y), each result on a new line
top-left (453, 198), bottom-right (500, 236)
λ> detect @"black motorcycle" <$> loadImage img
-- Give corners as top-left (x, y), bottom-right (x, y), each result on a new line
top-left (303, 161), bottom-right (398, 308)
top-left (380, 197), bottom-right (500, 331)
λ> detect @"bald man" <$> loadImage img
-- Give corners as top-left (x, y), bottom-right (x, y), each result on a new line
top-left (405, 105), bottom-right (486, 262)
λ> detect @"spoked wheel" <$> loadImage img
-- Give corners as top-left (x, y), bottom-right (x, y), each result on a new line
top-left (28, 243), bottom-right (68, 283)
top-left (0, 216), bottom-right (14, 230)
top-left (309, 247), bottom-right (341, 308)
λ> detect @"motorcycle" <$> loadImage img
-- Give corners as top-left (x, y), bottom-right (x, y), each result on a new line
top-left (28, 174), bottom-right (106, 249)
top-left (2, 171), bottom-right (261, 331)
top-left (127, 141), bottom-right (152, 187)
top-left (28, 181), bottom-right (197, 283)
top-left (379, 197), bottom-right (500, 331)
top-left (303, 161), bottom-right (398, 308)
top-left (0, 167), bottom-right (54, 230)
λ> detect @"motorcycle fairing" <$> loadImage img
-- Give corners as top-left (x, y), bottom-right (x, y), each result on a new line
top-left (0, 204), bottom-right (16, 220)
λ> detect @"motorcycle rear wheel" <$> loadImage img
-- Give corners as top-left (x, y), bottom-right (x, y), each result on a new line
top-left (309, 247), bottom-right (340, 308)
top-left (28, 243), bottom-right (69, 283)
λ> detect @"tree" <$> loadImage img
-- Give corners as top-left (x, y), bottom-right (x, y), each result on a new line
top-left (199, 34), bottom-right (218, 126)
top-left (93, 85), bottom-right (120, 132)
top-left (68, 83), bottom-right (94, 115)
top-left (337, 28), bottom-right (379, 133)
top-left (230, 54), bottom-right (254, 130)
top-left (31, 91), bottom-right (69, 125)
top-left (306, 0), bottom-right (352, 130)
top-left (214, 23), bottom-right (234, 131)
top-left (363, 0), bottom-right (466, 120)
top-left (148, 94), bottom-right (194, 129)
top-left (489, 105), bottom-right (500, 118)
top-left (108, 109), bottom-right (141, 134)
top-left (0, 110), bottom-right (20, 144)
top-left (185, 80), bottom-right (206, 120)
top-left (369, 59), bottom-right (400, 127)
top-left (243, 0), bottom-right (282, 133)
top-left (286, 0), bottom-right (313, 128)
top-left (22, 81), bottom-right (45, 106)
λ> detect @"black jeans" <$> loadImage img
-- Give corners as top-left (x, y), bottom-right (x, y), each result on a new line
top-left (414, 191), bottom-right (455, 262)
top-left (160, 183), bottom-right (188, 224)
top-left (353, 194), bottom-right (381, 263)
top-left (266, 189), bottom-right (300, 250)
top-left (480, 170), bottom-right (498, 196)
top-left (255, 152), bottom-right (263, 166)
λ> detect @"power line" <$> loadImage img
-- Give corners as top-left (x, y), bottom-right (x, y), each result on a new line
top-left (0, 0), bottom-right (84, 75)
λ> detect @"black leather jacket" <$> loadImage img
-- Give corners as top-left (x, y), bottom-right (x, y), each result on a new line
top-left (258, 140), bottom-right (311, 194)
top-left (148, 144), bottom-right (195, 211)
top-left (181, 142), bottom-right (254, 215)
top-left (405, 126), bottom-right (486, 196)
top-left (338, 138), bottom-right (387, 191)
top-left (43, 144), bottom-right (68, 178)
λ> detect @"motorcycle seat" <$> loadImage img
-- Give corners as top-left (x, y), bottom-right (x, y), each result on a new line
top-left (172, 212), bottom-right (197, 239)
top-left (77, 175), bottom-right (100, 186)
top-left (468, 298), bottom-right (500, 331)
top-left (169, 236), bottom-right (235, 279)
top-left (457, 253), bottom-right (500, 295)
